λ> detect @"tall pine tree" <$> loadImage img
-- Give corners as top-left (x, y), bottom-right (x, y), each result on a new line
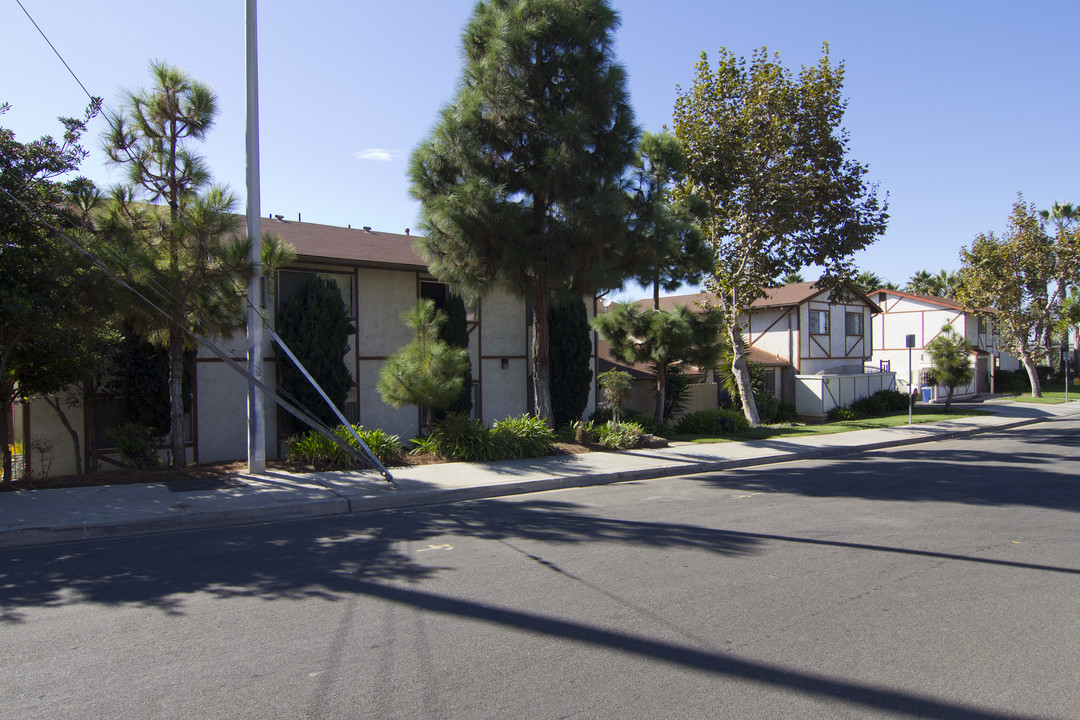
top-left (410, 0), bottom-right (642, 426)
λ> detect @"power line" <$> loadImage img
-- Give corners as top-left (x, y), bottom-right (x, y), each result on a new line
top-left (10, 4), bottom-right (392, 482)
top-left (15, 0), bottom-right (96, 103)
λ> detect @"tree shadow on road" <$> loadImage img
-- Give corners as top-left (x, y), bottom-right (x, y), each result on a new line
top-left (0, 497), bottom-right (761, 618)
top-left (695, 428), bottom-right (1080, 511)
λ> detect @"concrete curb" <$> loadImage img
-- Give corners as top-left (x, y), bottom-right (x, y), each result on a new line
top-left (0, 496), bottom-right (351, 549)
top-left (0, 413), bottom-right (1056, 549)
top-left (341, 416), bottom-right (1045, 513)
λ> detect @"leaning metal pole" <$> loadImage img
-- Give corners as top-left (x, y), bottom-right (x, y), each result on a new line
top-left (245, 0), bottom-right (265, 473)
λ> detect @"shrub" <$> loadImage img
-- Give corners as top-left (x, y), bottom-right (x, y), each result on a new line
top-left (996, 368), bottom-right (1030, 393)
top-left (570, 419), bottom-right (598, 445)
top-left (548, 298), bottom-right (593, 428)
top-left (106, 423), bottom-right (161, 469)
top-left (827, 406), bottom-right (857, 421)
top-left (489, 414), bottom-right (556, 459)
top-left (757, 392), bottom-right (780, 423)
top-left (674, 408), bottom-right (749, 435)
top-left (414, 412), bottom-right (488, 461)
top-left (876, 388), bottom-right (910, 411)
top-left (414, 413), bottom-right (555, 462)
top-left (588, 406), bottom-right (658, 434)
top-left (850, 393), bottom-right (886, 417)
top-left (287, 424), bottom-right (403, 468)
top-left (597, 420), bottom-right (644, 449)
top-left (774, 403), bottom-right (798, 423)
top-left (276, 274), bottom-right (355, 433)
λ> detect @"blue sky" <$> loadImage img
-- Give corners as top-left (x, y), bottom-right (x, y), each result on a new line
top-left (3, 1), bottom-right (1078, 298)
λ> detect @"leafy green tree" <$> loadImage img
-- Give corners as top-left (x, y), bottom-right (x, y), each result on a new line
top-left (592, 302), bottom-right (725, 428)
top-left (548, 297), bottom-right (594, 428)
top-left (597, 369), bottom-right (632, 426)
top-left (0, 99), bottom-right (105, 483)
top-left (925, 326), bottom-right (974, 411)
top-left (958, 195), bottom-right (1080, 397)
top-left (672, 44), bottom-right (888, 425)
top-left (276, 274), bottom-right (355, 432)
top-left (778, 272), bottom-right (805, 286)
top-left (103, 61), bottom-right (258, 468)
top-left (378, 300), bottom-right (469, 433)
top-left (624, 131), bottom-right (711, 309)
top-left (409, 0), bottom-right (643, 426)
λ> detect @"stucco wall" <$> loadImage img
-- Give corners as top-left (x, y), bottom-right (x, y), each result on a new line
top-left (195, 358), bottom-right (278, 463)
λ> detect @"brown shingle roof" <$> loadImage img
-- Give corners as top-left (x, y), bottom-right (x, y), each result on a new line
top-left (630, 282), bottom-right (881, 313)
top-left (263, 218), bottom-right (426, 269)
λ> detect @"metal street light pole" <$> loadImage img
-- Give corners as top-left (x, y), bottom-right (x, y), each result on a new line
top-left (245, 0), bottom-right (265, 473)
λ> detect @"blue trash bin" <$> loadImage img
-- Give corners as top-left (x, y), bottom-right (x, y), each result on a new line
top-left (921, 386), bottom-right (932, 403)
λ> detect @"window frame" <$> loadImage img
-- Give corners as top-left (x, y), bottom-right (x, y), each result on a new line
top-left (809, 309), bottom-right (830, 335)
top-left (845, 311), bottom-right (864, 337)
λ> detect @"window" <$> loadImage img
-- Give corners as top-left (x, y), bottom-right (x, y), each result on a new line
top-left (278, 270), bottom-right (355, 317)
top-left (845, 311), bottom-right (863, 336)
top-left (977, 316), bottom-right (987, 334)
top-left (809, 309), bottom-right (829, 335)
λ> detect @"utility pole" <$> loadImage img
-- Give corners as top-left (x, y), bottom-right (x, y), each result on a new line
top-left (906, 334), bottom-right (916, 425)
top-left (245, 0), bottom-right (265, 473)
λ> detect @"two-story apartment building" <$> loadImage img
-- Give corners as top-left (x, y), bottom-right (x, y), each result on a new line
top-left (869, 289), bottom-right (1019, 401)
top-left (614, 282), bottom-right (895, 418)
top-left (16, 220), bottom-right (599, 475)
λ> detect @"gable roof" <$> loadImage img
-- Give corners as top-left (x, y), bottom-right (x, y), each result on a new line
top-left (635, 282), bottom-right (881, 314)
top-left (872, 288), bottom-right (967, 311)
top-left (263, 218), bottom-right (427, 270)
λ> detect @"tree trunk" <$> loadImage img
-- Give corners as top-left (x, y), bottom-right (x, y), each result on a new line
top-left (43, 394), bottom-right (82, 475)
top-left (169, 327), bottom-right (186, 468)
top-left (0, 382), bottom-right (13, 484)
top-left (530, 286), bottom-right (554, 427)
top-left (1019, 348), bottom-right (1042, 398)
top-left (727, 323), bottom-right (761, 425)
top-left (654, 362), bottom-right (666, 430)
top-left (83, 378), bottom-right (98, 473)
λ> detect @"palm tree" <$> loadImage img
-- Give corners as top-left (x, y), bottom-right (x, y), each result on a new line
top-left (906, 268), bottom-right (960, 298)
top-left (855, 270), bottom-right (884, 293)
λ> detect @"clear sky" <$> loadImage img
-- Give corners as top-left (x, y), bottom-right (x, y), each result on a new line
top-left (3, 1), bottom-right (1077, 298)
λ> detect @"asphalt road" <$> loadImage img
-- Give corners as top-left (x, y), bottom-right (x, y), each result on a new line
top-left (3, 419), bottom-right (1080, 719)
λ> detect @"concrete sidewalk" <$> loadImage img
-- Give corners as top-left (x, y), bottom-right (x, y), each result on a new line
top-left (3, 400), bottom-right (1077, 549)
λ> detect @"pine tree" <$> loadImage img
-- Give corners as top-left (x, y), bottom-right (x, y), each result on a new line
top-left (378, 300), bottom-right (470, 433)
top-left (410, 0), bottom-right (642, 426)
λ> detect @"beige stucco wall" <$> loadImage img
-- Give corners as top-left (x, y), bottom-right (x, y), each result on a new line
top-left (195, 358), bottom-right (278, 463)
top-left (356, 267), bottom-right (418, 357)
top-left (479, 287), bottom-right (528, 357)
top-left (17, 389), bottom-right (83, 478)
top-left (746, 307), bottom-right (795, 364)
top-left (480, 357), bottom-right (529, 423)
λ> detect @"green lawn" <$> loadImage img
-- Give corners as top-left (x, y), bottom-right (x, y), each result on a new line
top-left (671, 408), bottom-right (991, 444)
top-left (1001, 381), bottom-right (1080, 404)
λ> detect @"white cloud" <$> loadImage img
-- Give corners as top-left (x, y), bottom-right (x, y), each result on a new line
top-left (354, 148), bottom-right (396, 162)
